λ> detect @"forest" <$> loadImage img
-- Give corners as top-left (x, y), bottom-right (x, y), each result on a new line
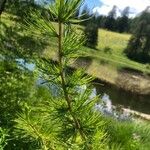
top-left (0, 0), bottom-right (150, 150)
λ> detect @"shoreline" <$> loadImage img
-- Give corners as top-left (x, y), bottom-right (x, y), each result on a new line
top-left (122, 108), bottom-right (150, 121)
top-left (72, 57), bottom-right (150, 96)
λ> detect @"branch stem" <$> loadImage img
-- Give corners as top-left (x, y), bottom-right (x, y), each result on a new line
top-left (58, 21), bottom-right (86, 141)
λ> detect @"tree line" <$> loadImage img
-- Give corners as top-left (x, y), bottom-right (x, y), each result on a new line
top-left (78, 5), bottom-right (146, 34)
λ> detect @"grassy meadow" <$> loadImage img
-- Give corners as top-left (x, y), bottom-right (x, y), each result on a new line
top-left (88, 29), bottom-right (150, 73)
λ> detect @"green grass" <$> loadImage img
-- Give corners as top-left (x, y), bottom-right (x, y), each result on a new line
top-left (87, 29), bottom-right (150, 74)
top-left (98, 29), bottom-right (130, 53)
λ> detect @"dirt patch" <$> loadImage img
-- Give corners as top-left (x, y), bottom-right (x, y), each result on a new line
top-left (116, 71), bottom-right (150, 95)
top-left (73, 56), bottom-right (93, 69)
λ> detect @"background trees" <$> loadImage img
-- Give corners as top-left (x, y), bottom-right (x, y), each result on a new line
top-left (124, 7), bottom-right (150, 63)
top-left (84, 22), bottom-right (98, 49)
top-left (117, 7), bottom-right (130, 33)
top-left (0, 0), bottom-right (6, 15)
top-left (80, 5), bottom-right (90, 26)
top-left (104, 5), bottom-right (117, 31)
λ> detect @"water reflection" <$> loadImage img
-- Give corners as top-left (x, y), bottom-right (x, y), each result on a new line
top-left (93, 89), bottom-right (132, 120)
top-left (16, 59), bottom-right (35, 71)
top-left (94, 83), bottom-right (150, 115)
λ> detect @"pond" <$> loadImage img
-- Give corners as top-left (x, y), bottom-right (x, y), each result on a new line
top-left (93, 81), bottom-right (150, 120)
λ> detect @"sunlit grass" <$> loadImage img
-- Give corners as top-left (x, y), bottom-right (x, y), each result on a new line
top-left (86, 29), bottom-right (150, 74)
top-left (98, 29), bottom-right (130, 53)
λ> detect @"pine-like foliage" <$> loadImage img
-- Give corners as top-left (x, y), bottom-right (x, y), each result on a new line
top-left (14, 0), bottom-right (106, 149)
top-left (0, 127), bottom-right (8, 149)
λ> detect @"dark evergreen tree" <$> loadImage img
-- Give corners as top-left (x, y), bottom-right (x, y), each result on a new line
top-left (84, 22), bottom-right (98, 49)
top-left (0, 0), bottom-right (6, 15)
top-left (80, 5), bottom-right (90, 25)
top-left (95, 15), bottom-right (107, 28)
top-left (6, 0), bottom-right (37, 15)
top-left (124, 7), bottom-right (150, 63)
top-left (129, 16), bottom-right (140, 33)
top-left (105, 5), bottom-right (117, 31)
top-left (117, 7), bottom-right (130, 33)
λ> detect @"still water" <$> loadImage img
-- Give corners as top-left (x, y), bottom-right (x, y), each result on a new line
top-left (94, 82), bottom-right (150, 115)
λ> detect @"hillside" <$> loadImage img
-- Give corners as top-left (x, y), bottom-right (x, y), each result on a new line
top-left (1, 12), bottom-right (150, 95)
